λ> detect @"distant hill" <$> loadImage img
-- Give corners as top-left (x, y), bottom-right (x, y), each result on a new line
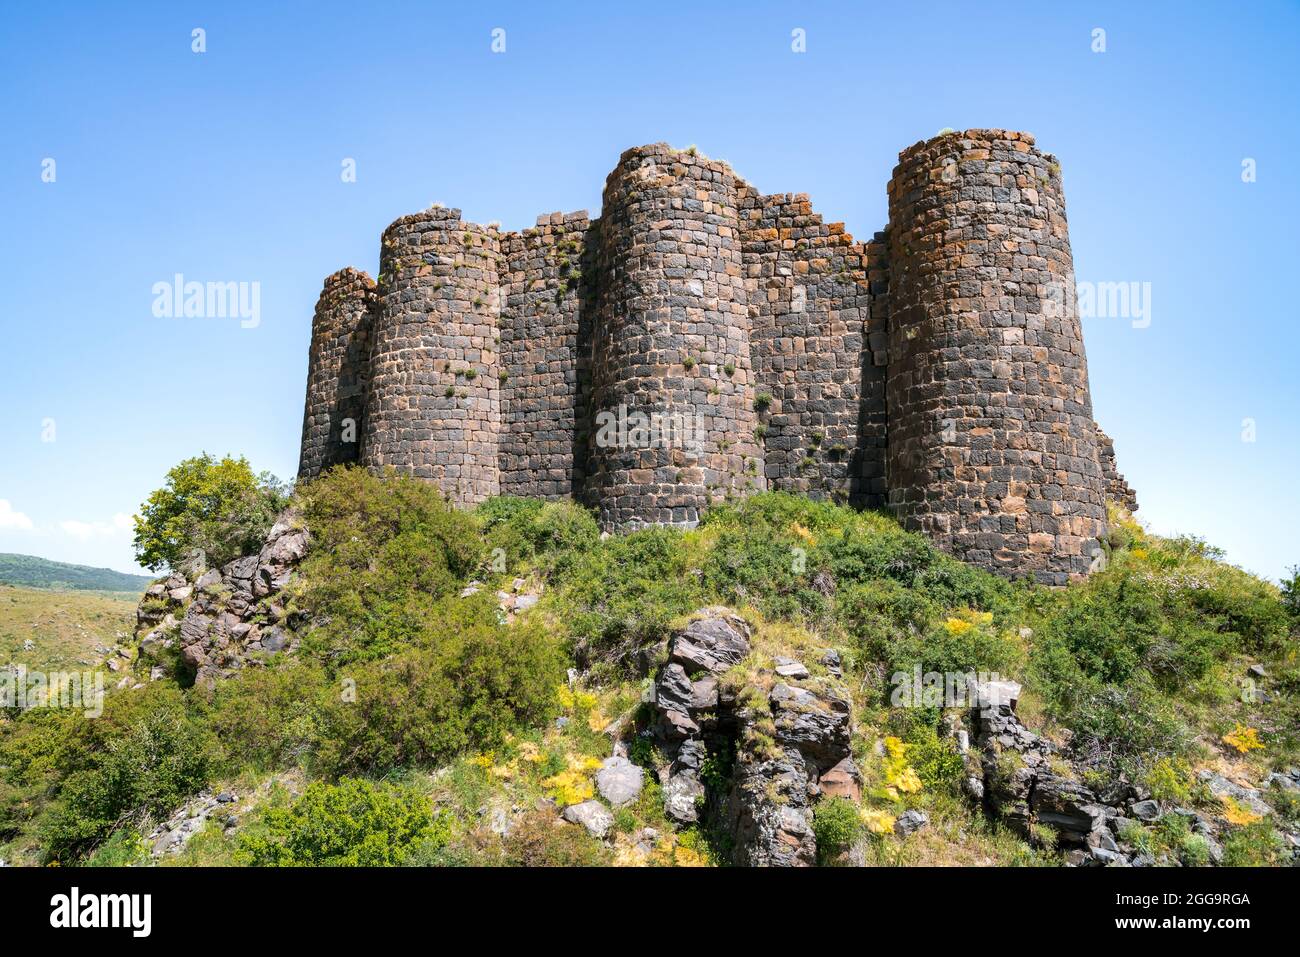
top-left (0, 553), bottom-right (152, 593)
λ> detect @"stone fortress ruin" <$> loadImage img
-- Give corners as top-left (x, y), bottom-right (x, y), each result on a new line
top-left (298, 130), bottom-right (1137, 585)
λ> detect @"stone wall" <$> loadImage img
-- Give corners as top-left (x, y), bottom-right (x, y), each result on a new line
top-left (740, 189), bottom-right (887, 507)
top-left (499, 211), bottom-right (592, 499)
top-left (586, 145), bottom-right (765, 529)
top-left (296, 134), bottom-right (1134, 582)
top-left (885, 130), bottom-right (1108, 584)
top-left (359, 207), bottom-right (502, 506)
top-left (297, 268), bottom-right (374, 478)
top-left (1096, 426), bottom-right (1138, 512)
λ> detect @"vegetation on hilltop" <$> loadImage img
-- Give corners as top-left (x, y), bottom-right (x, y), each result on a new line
top-left (1, 462), bottom-right (1295, 868)
top-left (0, 554), bottom-right (151, 594)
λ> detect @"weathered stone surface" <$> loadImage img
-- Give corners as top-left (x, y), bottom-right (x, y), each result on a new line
top-left (134, 509), bottom-right (308, 686)
top-left (561, 800), bottom-right (614, 839)
top-left (1197, 770), bottom-right (1273, 817)
top-left (819, 757), bottom-right (862, 802)
top-left (669, 613), bottom-right (752, 675)
top-left (596, 756), bottom-right (644, 807)
top-left (296, 133), bottom-right (1131, 581)
top-left (894, 809), bottom-right (929, 836)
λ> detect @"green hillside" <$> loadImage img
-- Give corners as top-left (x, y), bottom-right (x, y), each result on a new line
top-left (0, 553), bottom-right (152, 594)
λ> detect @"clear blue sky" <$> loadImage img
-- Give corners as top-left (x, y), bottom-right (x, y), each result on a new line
top-left (1, 1), bottom-right (1296, 580)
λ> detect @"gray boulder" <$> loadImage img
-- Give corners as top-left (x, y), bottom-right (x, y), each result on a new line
top-left (596, 756), bottom-right (644, 807)
top-left (561, 800), bottom-right (614, 839)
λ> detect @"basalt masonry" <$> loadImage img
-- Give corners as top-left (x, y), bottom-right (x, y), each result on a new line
top-left (297, 132), bottom-right (1137, 583)
top-left (886, 130), bottom-right (1110, 584)
top-left (298, 267), bottom-right (375, 477)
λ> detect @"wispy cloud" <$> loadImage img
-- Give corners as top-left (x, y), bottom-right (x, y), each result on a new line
top-left (0, 499), bottom-right (35, 531)
top-left (58, 513), bottom-right (133, 540)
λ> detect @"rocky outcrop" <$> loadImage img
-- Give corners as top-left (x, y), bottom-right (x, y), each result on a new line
top-left (645, 607), bottom-right (855, 866)
top-left (134, 512), bottom-right (309, 687)
top-left (962, 679), bottom-right (1300, 867)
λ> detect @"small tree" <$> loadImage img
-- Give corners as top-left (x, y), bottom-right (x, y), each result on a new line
top-left (133, 453), bottom-right (287, 572)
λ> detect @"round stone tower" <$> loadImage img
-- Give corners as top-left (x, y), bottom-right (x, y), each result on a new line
top-left (360, 207), bottom-right (502, 506)
top-left (588, 144), bottom-right (765, 529)
top-left (298, 267), bottom-right (375, 480)
top-left (885, 130), bottom-right (1107, 584)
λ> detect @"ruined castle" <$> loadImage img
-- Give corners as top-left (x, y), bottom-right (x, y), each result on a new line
top-left (297, 130), bottom-right (1136, 585)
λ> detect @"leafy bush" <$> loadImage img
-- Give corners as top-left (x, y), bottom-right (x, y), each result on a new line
top-left (36, 686), bottom-right (217, 862)
top-left (813, 797), bottom-right (863, 864)
top-left (906, 727), bottom-right (966, 791)
top-left (1281, 566), bottom-right (1300, 620)
top-left (133, 453), bottom-right (287, 571)
top-left (554, 527), bottom-right (704, 668)
top-left (1221, 821), bottom-right (1286, 867)
top-left (290, 466), bottom-right (483, 665)
top-left (1055, 677), bottom-right (1190, 782)
top-left (313, 600), bottom-right (565, 777)
top-left (888, 609), bottom-right (1025, 678)
top-left (493, 808), bottom-right (613, 866)
top-left (238, 779), bottom-right (447, 866)
top-left (199, 658), bottom-right (332, 772)
top-left (476, 497), bottom-right (600, 581)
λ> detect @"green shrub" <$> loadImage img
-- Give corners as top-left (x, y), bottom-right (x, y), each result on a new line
top-left (1221, 821), bottom-right (1286, 867)
top-left (813, 797), bottom-right (863, 864)
top-left (493, 808), bottom-right (612, 866)
top-left (907, 727), bottom-right (966, 790)
top-left (314, 601), bottom-right (565, 777)
top-left (290, 466), bottom-right (483, 665)
top-left (1059, 677), bottom-right (1190, 784)
top-left (37, 686), bottom-right (217, 863)
top-left (477, 497), bottom-right (600, 581)
top-left (888, 612), bottom-right (1025, 678)
top-left (554, 526), bottom-right (704, 668)
top-left (238, 779), bottom-right (446, 866)
top-left (133, 453), bottom-right (287, 571)
top-left (1281, 566), bottom-right (1300, 620)
top-left (1179, 832), bottom-right (1210, 867)
top-left (199, 657), bottom-right (332, 772)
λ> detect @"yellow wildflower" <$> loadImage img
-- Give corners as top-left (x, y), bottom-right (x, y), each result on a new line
top-left (1221, 797), bottom-right (1262, 826)
top-left (861, 808), bottom-right (896, 835)
top-left (1222, 724), bottom-right (1264, 754)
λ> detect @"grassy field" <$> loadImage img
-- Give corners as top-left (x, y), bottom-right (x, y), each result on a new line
top-left (0, 582), bottom-right (141, 672)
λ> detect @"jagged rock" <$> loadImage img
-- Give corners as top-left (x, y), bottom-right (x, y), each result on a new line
top-left (820, 648), bottom-right (843, 677)
top-left (669, 611), bottom-right (751, 675)
top-left (727, 746), bottom-right (817, 866)
top-left (774, 656), bottom-right (809, 679)
top-left (894, 809), bottom-right (929, 836)
top-left (644, 605), bottom-right (856, 867)
top-left (971, 679), bottom-right (1022, 710)
top-left (1266, 772), bottom-right (1300, 792)
top-left (968, 689), bottom-right (1102, 848)
top-left (655, 663), bottom-right (695, 714)
top-left (664, 771), bottom-right (705, 824)
top-left (769, 683), bottom-right (852, 765)
top-left (561, 800), bottom-right (614, 839)
top-left (633, 828), bottom-right (659, 854)
top-left (1197, 770), bottom-right (1272, 817)
top-left (596, 756), bottom-right (644, 807)
top-left (820, 757), bottom-right (862, 802)
top-left (1130, 799), bottom-right (1161, 821)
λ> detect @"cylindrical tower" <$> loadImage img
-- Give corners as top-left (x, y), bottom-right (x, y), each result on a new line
top-left (885, 130), bottom-right (1107, 584)
top-left (589, 144), bottom-right (765, 529)
top-left (298, 267), bottom-right (375, 480)
top-left (360, 207), bottom-right (501, 506)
